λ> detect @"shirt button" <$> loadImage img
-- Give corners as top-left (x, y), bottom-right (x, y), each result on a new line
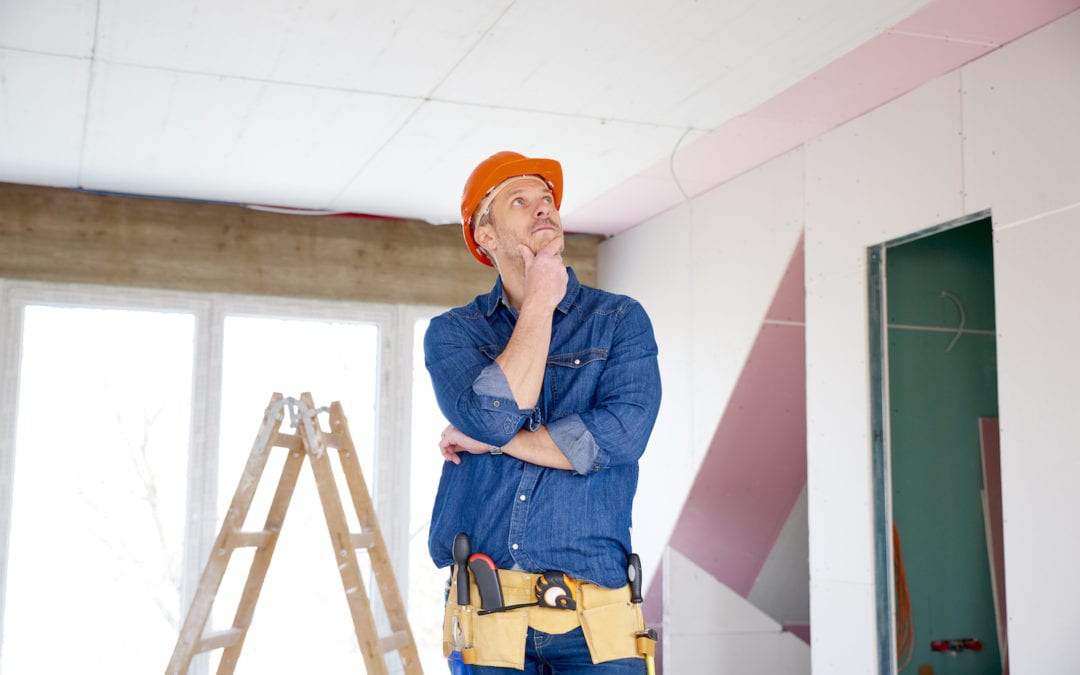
top-left (511, 543), bottom-right (519, 550)
top-left (574, 358), bottom-right (581, 365)
top-left (493, 400), bottom-right (500, 408)
top-left (519, 494), bottom-right (526, 501)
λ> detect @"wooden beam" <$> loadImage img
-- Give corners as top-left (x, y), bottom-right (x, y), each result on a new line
top-left (0, 182), bottom-right (601, 306)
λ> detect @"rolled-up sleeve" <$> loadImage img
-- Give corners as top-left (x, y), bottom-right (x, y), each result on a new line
top-left (568, 302), bottom-right (661, 473)
top-left (546, 414), bottom-right (599, 474)
top-left (424, 314), bottom-right (540, 446)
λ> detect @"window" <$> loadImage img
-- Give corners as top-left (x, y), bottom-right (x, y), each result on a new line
top-left (1, 304), bottom-right (195, 672)
top-left (408, 316), bottom-right (452, 675)
top-left (210, 314), bottom-right (380, 673)
top-left (0, 283), bottom-right (435, 674)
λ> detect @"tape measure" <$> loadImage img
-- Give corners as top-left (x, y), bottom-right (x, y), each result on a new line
top-left (534, 571), bottom-right (578, 610)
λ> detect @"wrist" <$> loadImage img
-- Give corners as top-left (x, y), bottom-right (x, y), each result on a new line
top-left (487, 444), bottom-right (504, 455)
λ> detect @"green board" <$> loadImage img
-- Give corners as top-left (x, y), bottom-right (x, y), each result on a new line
top-left (886, 219), bottom-right (1001, 674)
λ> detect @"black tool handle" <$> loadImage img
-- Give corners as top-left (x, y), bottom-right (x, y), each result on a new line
top-left (628, 553), bottom-right (643, 604)
top-left (468, 553), bottom-right (505, 610)
top-left (453, 532), bottom-right (471, 606)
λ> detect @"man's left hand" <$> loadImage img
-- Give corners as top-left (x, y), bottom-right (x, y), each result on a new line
top-left (439, 424), bottom-right (492, 464)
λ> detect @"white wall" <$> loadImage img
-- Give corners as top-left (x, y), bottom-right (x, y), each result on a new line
top-left (805, 12), bottom-right (1079, 673)
top-left (600, 9), bottom-right (1080, 673)
top-left (664, 547), bottom-right (810, 674)
top-left (964, 12), bottom-right (1080, 671)
top-left (598, 149), bottom-right (805, 587)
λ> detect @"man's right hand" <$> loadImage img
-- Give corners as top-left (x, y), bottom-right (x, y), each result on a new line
top-left (519, 238), bottom-right (567, 311)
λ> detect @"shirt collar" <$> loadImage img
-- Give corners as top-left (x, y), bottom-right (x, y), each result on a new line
top-left (484, 267), bottom-right (581, 317)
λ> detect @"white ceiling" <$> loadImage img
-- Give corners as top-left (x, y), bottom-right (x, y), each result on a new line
top-left (0, 0), bottom-right (1016, 234)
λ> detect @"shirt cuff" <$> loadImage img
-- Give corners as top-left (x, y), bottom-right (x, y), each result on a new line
top-left (473, 362), bottom-right (514, 400)
top-left (547, 414), bottom-right (600, 475)
top-left (472, 362), bottom-right (542, 432)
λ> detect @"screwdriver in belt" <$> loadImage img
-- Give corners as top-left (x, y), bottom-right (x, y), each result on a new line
top-left (449, 532), bottom-right (473, 675)
top-left (628, 553), bottom-right (657, 675)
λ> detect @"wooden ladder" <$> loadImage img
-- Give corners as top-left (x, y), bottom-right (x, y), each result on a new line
top-left (166, 392), bottom-right (422, 674)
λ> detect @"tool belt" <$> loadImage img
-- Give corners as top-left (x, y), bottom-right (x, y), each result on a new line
top-left (443, 567), bottom-right (647, 669)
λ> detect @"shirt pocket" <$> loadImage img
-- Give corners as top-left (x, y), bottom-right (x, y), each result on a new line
top-left (547, 348), bottom-right (608, 416)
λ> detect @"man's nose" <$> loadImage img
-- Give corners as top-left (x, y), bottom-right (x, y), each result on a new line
top-left (534, 199), bottom-right (552, 217)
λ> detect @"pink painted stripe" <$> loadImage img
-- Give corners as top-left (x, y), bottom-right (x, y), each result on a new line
top-left (785, 624), bottom-right (811, 644)
top-left (668, 241), bottom-right (807, 597)
top-left (569, 0), bottom-right (1080, 235)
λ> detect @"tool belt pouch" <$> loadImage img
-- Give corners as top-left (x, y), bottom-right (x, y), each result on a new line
top-left (577, 584), bottom-right (648, 664)
top-left (443, 573), bottom-right (528, 669)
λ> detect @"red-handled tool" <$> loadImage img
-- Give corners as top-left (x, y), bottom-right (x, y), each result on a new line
top-left (467, 553), bottom-right (505, 610)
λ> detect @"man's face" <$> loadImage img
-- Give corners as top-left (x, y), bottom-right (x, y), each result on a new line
top-left (476, 176), bottom-right (563, 264)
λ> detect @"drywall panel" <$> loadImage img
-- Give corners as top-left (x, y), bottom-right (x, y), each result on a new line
top-left (0, 51), bottom-right (89, 187)
top-left (664, 547), bottom-right (810, 674)
top-left (749, 487), bottom-right (810, 627)
top-left (992, 205), bottom-right (1080, 673)
top-left (687, 148), bottom-right (805, 454)
top-left (804, 70), bottom-right (964, 282)
top-left (804, 263), bottom-right (876, 583)
top-left (963, 9), bottom-right (1080, 226)
top-left (599, 202), bottom-right (696, 587)
top-left (809, 578), bottom-right (880, 674)
top-left (804, 256), bottom-right (878, 675)
top-left (94, 0), bottom-right (500, 96)
top-left (665, 547), bottom-right (777, 634)
top-left (665, 632), bottom-right (811, 674)
top-left (0, 0), bottom-right (96, 56)
top-left (80, 61), bottom-right (419, 210)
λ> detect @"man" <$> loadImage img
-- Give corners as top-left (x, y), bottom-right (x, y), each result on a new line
top-left (425, 151), bottom-right (661, 673)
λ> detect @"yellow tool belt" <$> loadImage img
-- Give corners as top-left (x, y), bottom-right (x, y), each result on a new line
top-left (443, 567), bottom-right (647, 669)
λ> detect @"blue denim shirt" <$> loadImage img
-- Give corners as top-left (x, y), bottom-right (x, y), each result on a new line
top-left (425, 268), bottom-right (661, 588)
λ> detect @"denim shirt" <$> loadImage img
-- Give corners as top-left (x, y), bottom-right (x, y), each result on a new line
top-left (425, 268), bottom-right (661, 588)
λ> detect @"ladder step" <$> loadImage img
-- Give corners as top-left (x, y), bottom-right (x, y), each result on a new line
top-left (273, 431), bottom-right (302, 451)
top-left (198, 628), bottom-right (243, 653)
top-left (350, 532), bottom-right (377, 550)
top-left (229, 530), bottom-right (274, 548)
top-left (379, 630), bottom-right (411, 654)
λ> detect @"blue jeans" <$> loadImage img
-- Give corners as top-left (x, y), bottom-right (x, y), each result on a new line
top-left (468, 627), bottom-right (646, 674)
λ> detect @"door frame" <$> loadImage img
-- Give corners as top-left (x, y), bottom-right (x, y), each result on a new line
top-left (866, 208), bottom-right (992, 674)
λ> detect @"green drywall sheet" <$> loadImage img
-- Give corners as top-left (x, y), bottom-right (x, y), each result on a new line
top-left (887, 219), bottom-right (1001, 674)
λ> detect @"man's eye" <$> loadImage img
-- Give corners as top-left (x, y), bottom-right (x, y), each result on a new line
top-left (512, 197), bottom-right (526, 206)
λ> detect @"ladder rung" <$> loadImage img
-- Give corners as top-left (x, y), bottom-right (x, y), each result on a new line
top-left (272, 431), bottom-right (302, 450)
top-left (350, 532), bottom-right (376, 550)
top-left (198, 628), bottom-right (243, 653)
top-left (230, 530), bottom-right (274, 548)
top-left (379, 630), bottom-right (411, 654)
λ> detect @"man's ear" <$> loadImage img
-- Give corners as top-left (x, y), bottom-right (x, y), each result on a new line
top-left (474, 221), bottom-right (496, 252)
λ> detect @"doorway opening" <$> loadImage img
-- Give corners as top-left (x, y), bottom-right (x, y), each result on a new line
top-left (868, 211), bottom-right (1006, 675)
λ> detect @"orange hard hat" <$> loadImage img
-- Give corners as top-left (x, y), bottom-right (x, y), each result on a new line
top-left (460, 151), bottom-right (563, 266)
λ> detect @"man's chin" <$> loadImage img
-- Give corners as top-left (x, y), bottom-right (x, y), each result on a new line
top-left (532, 230), bottom-right (564, 253)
